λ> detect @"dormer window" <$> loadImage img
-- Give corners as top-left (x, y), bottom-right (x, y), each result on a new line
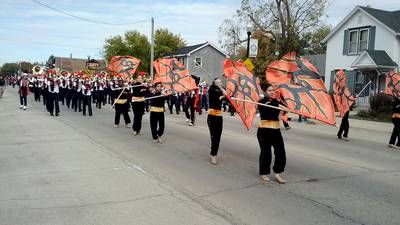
top-left (358, 29), bottom-right (369, 53)
top-left (349, 30), bottom-right (358, 54)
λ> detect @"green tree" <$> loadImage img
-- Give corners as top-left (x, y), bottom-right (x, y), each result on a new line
top-left (104, 29), bottom-right (186, 73)
top-left (0, 63), bottom-right (18, 76)
top-left (46, 55), bottom-right (55, 69)
top-left (20, 61), bottom-right (33, 73)
top-left (155, 28), bottom-right (186, 59)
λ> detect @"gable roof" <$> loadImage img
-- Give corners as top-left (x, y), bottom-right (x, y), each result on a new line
top-left (167, 42), bottom-right (228, 57)
top-left (351, 50), bottom-right (398, 69)
top-left (323, 6), bottom-right (400, 43)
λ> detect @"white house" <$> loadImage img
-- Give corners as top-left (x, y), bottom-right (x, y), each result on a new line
top-left (323, 6), bottom-right (400, 106)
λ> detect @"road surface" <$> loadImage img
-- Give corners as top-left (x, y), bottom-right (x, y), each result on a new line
top-left (0, 88), bottom-right (399, 225)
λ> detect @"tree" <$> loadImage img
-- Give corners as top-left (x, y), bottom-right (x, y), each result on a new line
top-left (219, 0), bottom-right (329, 57)
top-left (0, 63), bottom-right (18, 77)
top-left (104, 28), bottom-right (186, 73)
top-left (302, 25), bottom-right (332, 54)
top-left (155, 28), bottom-right (186, 59)
top-left (20, 61), bottom-right (33, 73)
top-left (46, 55), bottom-right (55, 69)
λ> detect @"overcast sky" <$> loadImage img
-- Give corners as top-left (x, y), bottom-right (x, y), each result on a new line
top-left (0, 0), bottom-right (398, 66)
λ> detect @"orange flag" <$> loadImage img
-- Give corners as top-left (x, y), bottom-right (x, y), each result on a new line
top-left (153, 58), bottom-right (197, 92)
top-left (108, 56), bottom-right (140, 80)
top-left (266, 52), bottom-right (336, 125)
top-left (386, 70), bottom-right (400, 98)
top-left (224, 59), bottom-right (262, 130)
top-left (333, 69), bottom-right (356, 118)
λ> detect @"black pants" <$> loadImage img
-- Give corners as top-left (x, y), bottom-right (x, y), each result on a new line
top-left (132, 102), bottom-right (145, 133)
top-left (82, 95), bottom-right (93, 116)
top-left (185, 103), bottom-right (195, 123)
top-left (19, 93), bottom-right (27, 106)
top-left (72, 92), bottom-right (82, 112)
top-left (66, 90), bottom-right (73, 108)
top-left (257, 128), bottom-right (286, 175)
top-left (59, 89), bottom-right (65, 105)
top-left (47, 93), bottom-right (60, 115)
top-left (337, 111), bottom-right (349, 138)
top-left (150, 111), bottom-right (165, 140)
top-left (114, 103), bottom-right (131, 125)
top-left (96, 90), bottom-right (105, 109)
top-left (42, 89), bottom-right (47, 106)
top-left (34, 88), bottom-right (41, 102)
top-left (389, 118), bottom-right (400, 146)
top-left (207, 115), bottom-right (223, 156)
top-left (168, 97), bottom-right (179, 114)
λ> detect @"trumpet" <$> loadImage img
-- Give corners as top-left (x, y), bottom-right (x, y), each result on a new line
top-left (32, 65), bottom-right (44, 75)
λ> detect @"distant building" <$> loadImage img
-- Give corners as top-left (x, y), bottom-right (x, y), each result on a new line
top-left (166, 42), bottom-right (228, 83)
top-left (323, 6), bottom-right (400, 107)
top-left (54, 57), bottom-right (107, 72)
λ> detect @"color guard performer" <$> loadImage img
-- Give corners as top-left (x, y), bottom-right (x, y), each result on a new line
top-left (257, 83), bottom-right (287, 183)
top-left (131, 75), bottom-right (148, 135)
top-left (150, 82), bottom-right (168, 143)
top-left (207, 78), bottom-right (226, 165)
top-left (389, 98), bottom-right (400, 149)
top-left (113, 80), bottom-right (131, 128)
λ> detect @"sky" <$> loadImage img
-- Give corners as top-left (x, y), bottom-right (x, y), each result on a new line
top-left (0, 0), bottom-right (398, 66)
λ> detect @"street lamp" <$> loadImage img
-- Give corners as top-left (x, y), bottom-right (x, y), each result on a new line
top-left (246, 24), bottom-right (252, 58)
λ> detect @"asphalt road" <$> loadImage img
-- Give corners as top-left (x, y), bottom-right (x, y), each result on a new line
top-left (1, 87), bottom-right (400, 225)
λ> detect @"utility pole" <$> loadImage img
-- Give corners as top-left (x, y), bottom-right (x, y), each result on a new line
top-left (150, 17), bottom-right (155, 80)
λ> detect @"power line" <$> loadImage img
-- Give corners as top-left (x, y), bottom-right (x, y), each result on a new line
top-left (0, 38), bottom-right (100, 50)
top-left (0, 27), bottom-right (94, 41)
top-left (31, 0), bottom-right (151, 26)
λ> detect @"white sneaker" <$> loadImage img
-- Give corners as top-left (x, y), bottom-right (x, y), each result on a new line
top-left (23, 106), bottom-right (26, 110)
top-left (114, 124), bottom-right (119, 128)
top-left (20, 105), bottom-right (23, 109)
top-left (188, 122), bottom-right (194, 126)
top-left (185, 119), bottom-right (189, 123)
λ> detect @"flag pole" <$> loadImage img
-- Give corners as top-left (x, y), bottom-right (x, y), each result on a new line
top-left (356, 81), bottom-right (372, 98)
top-left (111, 87), bottom-right (126, 108)
top-left (230, 97), bottom-right (288, 112)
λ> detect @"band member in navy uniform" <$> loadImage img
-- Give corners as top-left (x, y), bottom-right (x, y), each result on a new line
top-left (257, 83), bottom-right (287, 183)
top-left (150, 82), bottom-right (169, 143)
top-left (47, 78), bottom-right (60, 116)
top-left (207, 78), bottom-right (226, 165)
top-left (82, 81), bottom-right (93, 116)
top-left (113, 80), bottom-right (131, 128)
top-left (131, 75), bottom-right (148, 135)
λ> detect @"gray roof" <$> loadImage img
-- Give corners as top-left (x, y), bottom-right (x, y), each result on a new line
top-left (360, 6), bottom-right (400, 33)
top-left (303, 54), bottom-right (326, 76)
top-left (169, 43), bottom-right (207, 56)
top-left (365, 50), bottom-right (398, 67)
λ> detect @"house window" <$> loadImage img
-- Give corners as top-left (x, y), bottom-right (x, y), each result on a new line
top-left (348, 30), bottom-right (358, 54)
top-left (179, 57), bottom-right (185, 66)
top-left (358, 29), bottom-right (369, 53)
top-left (194, 57), bottom-right (202, 67)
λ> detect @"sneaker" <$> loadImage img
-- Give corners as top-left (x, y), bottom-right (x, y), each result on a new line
top-left (274, 174), bottom-right (286, 184)
top-left (23, 106), bottom-right (26, 110)
top-left (210, 156), bottom-right (218, 165)
top-left (188, 122), bottom-right (194, 126)
top-left (342, 137), bottom-right (349, 141)
top-left (186, 119), bottom-right (189, 123)
top-left (153, 139), bottom-right (159, 144)
top-left (157, 137), bottom-right (163, 144)
top-left (260, 175), bottom-right (270, 182)
top-left (114, 124), bottom-right (119, 128)
top-left (126, 123), bottom-right (131, 128)
top-left (20, 105), bottom-right (23, 109)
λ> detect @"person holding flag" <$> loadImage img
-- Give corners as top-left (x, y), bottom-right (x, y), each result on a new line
top-left (149, 82), bottom-right (169, 143)
top-left (257, 83), bottom-right (288, 183)
top-left (113, 80), bottom-right (131, 128)
top-left (131, 75), bottom-right (148, 135)
top-left (207, 78), bottom-right (227, 165)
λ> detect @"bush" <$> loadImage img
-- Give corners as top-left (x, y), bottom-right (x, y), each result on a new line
top-left (356, 93), bottom-right (392, 121)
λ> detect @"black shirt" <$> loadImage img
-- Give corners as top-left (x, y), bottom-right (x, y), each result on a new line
top-left (151, 92), bottom-right (166, 108)
top-left (393, 99), bottom-right (400, 114)
top-left (258, 97), bottom-right (280, 121)
top-left (131, 82), bottom-right (148, 97)
top-left (113, 88), bottom-right (130, 100)
top-left (208, 85), bottom-right (224, 110)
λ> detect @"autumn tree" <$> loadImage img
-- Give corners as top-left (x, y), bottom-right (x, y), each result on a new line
top-left (0, 63), bottom-right (18, 77)
top-left (219, 0), bottom-right (329, 57)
